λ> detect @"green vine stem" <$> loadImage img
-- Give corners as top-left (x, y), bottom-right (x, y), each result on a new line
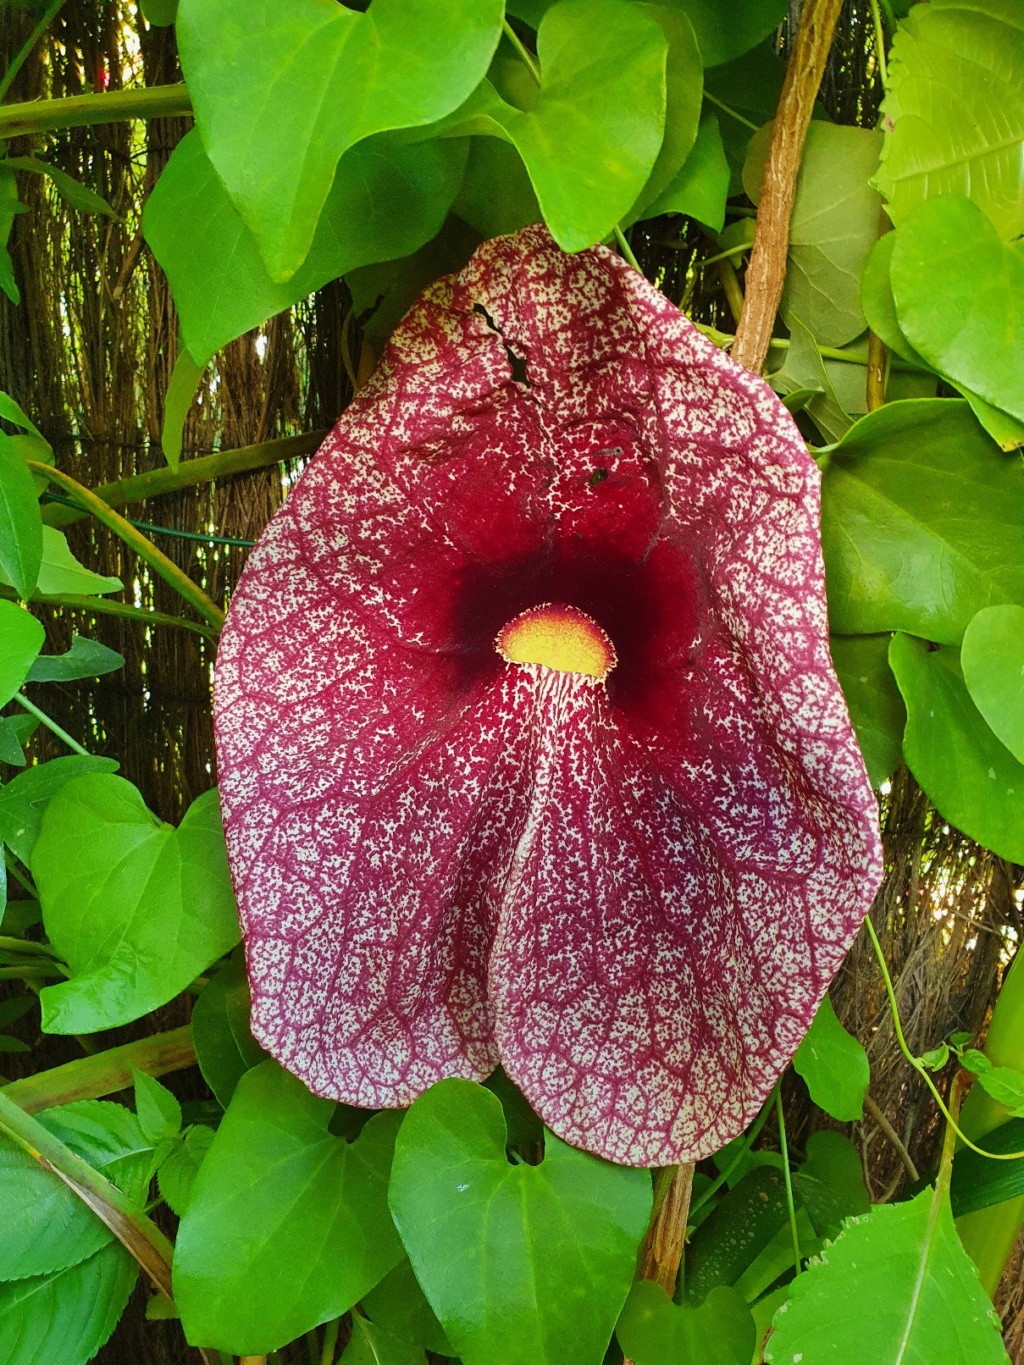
top-left (865, 917), bottom-right (1024, 1162)
top-left (0, 84), bottom-right (192, 139)
top-left (703, 91), bottom-right (759, 132)
top-left (14, 690), bottom-right (91, 756)
top-left (775, 1091), bottom-right (802, 1278)
top-left (41, 430), bottom-right (327, 531)
top-left (613, 225), bottom-right (642, 272)
top-left (0, 588), bottom-right (220, 641)
top-left (0, 0), bottom-right (66, 103)
top-left (0, 935), bottom-right (59, 959)
top-left (502, 19), bottom-right (541, 83)
top-left (28, 461), bottom-right (225, 631)
top-left (1, 1025), bottom-right (196, 1113)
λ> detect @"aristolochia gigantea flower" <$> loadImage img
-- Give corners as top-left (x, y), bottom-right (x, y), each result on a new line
top-left (214, 225), bottom-right (882, 1166)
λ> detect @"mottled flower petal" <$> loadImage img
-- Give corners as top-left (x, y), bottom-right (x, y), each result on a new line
top-left (215, 225), bottom-right (882, 1165)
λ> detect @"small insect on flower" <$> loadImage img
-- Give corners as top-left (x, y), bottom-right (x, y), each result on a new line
top-left (214, 225), bottom-right (882, 1167)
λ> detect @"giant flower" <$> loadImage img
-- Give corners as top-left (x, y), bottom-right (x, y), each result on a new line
top-left (214, 225), bottom-right (882, 1166)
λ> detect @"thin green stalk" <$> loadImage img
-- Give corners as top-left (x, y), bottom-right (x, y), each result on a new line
top-left (0, 84), bottom-right (192, 140)
top-left (320, 1318), bottom-right (341, 1365)
top-left (870, 0), bottom-right (889, 84)
top-left (703, 91), bottom-right (759, 132)
top-left (0, 935), bottom-right (58, 958)
top-left (775, 1091), bottom-right (801, 1278)
top-left (502, 19), bottom-right (541, 83)
top-left (0, 962), bottom-right (64, 980)
top-left (865, 918), bottom-right (1024, 1161)
top-left (699, 243), bottom-right (753, 270)
top-left (41, 430), bottom-right (326, 531)
top-left (0, 0), bottom-right (65, 102)
top-left (693, 322), bottom-right (926, 373)
top-left (42, 493), bottom-right (256, 548)
top-left (28, 462), bottom-right (225, 631)
top-left (20, 592), bottom-right (219, 642)
top-left (4, 852), bottom-right (37, 897)
top-left (613, 225), bottom-right (642, 272)
top-left (305, 1330), bottom-right (321, 1365)
top-left (689, 1085), bottom-right (777, 1219)
top-left (2, 1024), bottom-right (195, 1113)
top-left (14, 692), bottom-right (90, 757)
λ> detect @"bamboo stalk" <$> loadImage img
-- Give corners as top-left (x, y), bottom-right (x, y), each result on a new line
top-left (0, 83), bottom-right (192, 139)
top-left (1, 1025), bottom-right (196, 1113)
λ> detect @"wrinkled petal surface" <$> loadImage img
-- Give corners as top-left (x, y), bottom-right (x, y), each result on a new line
top-left (215, 225), bottom-right (882, 1165)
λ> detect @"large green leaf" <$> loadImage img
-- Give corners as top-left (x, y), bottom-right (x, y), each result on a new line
top-left (672, 0), bottom-right (786, 66)
top-left (821, 400), bottom-right (1024, 642)
top-left (453, 139), bottom-right (541, 239)
top-left (829, 633), bottom-right (906, 788)
top-left (0, 1100), bottom-right (153, 1279)
top-left (0, 441), bottom-right (42, 599)
top-left (144, 129), bottom-right (468, 364)
top-left (792, 995), bottom-right (870, 1122)
top-left (362, 1260), bottom-right (452, 1358)
top-left (459, 0), bottom-right (668, 251)
top-left (27, 635), bottom-right (123, 684)
top-left (764, 1186), bottom-right (1009, 1364)
top-left (627, 4), bottom-right (703, 219)
top-left (643, 114), bottom-right (730, 229)
top-left (875, 0), bottom-right (1024, 238)
top-left (34, 776), bottom-right (240, 1033)
top-left (703, 40), bottom-right (785, 192)
top-left (190, 952), bottom-right (267, 1107)
top-left (0, 755), bottom-right (119, 864)
top-left (176, 0), bottom-right (502, 281)
top-left (890, 633), bottom-right (1024, 863)
top-left (616, 1282), bottom-right (755, 1364)
top-left (0, 1240), bottom-right (137, 1365)
top-left (745, 121), bottom-right (883, 348)
top-left (890, 196), bottom-right (1024, 426)
top-left (389, 1079), bottom-right (650, 1365)
top-left (684, 1166), bottom-right (789, 1305)
top-left (173, 1061), bottom-right (403, 1354)
top-left (0, 600), bottom-right (43, 707)
top-left (961, 604), bottom-right (1024, 762)
top-left (951, 1118), bottom-right (1024, 1218)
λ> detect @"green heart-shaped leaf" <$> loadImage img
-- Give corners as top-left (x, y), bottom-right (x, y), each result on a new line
top-left (143, 128), bottom-right (468, 364)
top-left (890, 633), bottom-right (1024, 864)
top-left (466, 0), bottom-right (668, 251)
top-left (821, 400), bottom-right (1024, 643)
top-left (176, 0), bottom-right (502, 281)
top-left (793, 995), bottom-right (870, 1123)
top-left (627, 3), bottom-right (702, 220)
top-left (891, 196), bottom-right (1024, 426)
top-left (0, 754), bottom-right (119, 864)
top-left (961, 605), bottom-right (1024, 763)
top-left (643, 114), bottom-right (729, 229)
top-left (616, 1281), bottom-right (755, 1365)
top-left (829, 634), bottom-right (906, 789)
top-left (190, 953), bottom-right (268, 1107)
top-left (34, 775), bottom-right (240, 1033)
top-left (174, 1062), bottom-right (403, 1354)
top-left (389, 1079), bottom-right (651, 1365)
top-left (0, 599), bottom-right (43, 707)
top-left (794, 1131), bottom-right (869, 1243)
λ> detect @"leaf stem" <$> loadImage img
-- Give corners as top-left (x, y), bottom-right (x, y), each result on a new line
top-left (13, 591), bottom-right (220, 641)
top-left (703, 91), bottom-right (759, 132)
top-left (613, 225), bottom-right (642, 272)
top-left (865, 918), bottom-right (1024, 1161)
top-left (502, 19), bottom-right (541, 84)
top-left (320, 1317), bottom-right (341, 1365)
top-left (0, 83), bottom-right (192, 139)
top-left (0, 0), bottom-right (66, 103)
top-left (13, 691), bottom-right (90, 756)
top-left (775, 1091), bottom-right (801, 1278)
top-left (863, 1092), bottom-right (920, 1183)
top-left (869, 0), bottom-right (889, 84)
top-left (28, 462), bottom-right (225, 631)
top-left (2, 1024), bottom-right (195, 1113)
top-left (0, 934), bottom-right (58, 958)
top-left (4, 851), bottom-right (37, 897)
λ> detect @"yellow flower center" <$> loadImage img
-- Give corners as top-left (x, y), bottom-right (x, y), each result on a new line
top-left (495, 604), bottom-right (616, 680)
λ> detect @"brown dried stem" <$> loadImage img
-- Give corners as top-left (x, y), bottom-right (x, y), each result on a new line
top-left (730, 0), bottom-right (846, 374)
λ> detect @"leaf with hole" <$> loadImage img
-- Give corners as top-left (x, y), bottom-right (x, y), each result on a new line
top-left (961, 605), bottom-right (1024, 763)
top-left (876, 0), bottom-right (1024, 238)
top-left (388, 1079), bottom-right (651, 1365)
top-left (763, 1187), bottom-right (1009, 1364)
top-left (176, 0), bottom-right (502, 280)
top-left (173, 1061), bottom-right (404, 1354)
top-left (829, 634), bottom-right (906, 788)
top-left (889, 633), bottom-right (1024, 864)
top-left (821, 400), bottom-right (1024, 643)
top-left (616, 1281), bottom-right (755, 1364)
top-left (34, 776), bottom-right (240, 1033)
top-left (793, 995), bottom-right (870, 1122)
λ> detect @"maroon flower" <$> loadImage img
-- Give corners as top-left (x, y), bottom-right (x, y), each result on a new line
top-left (214, 226), bottom-right (882, 1166)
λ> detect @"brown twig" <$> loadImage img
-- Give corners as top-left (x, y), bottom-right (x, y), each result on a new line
top-left (863, 1092), bottom-right (920, 1185)
top-left (622, 1162), bottom-right (695, 1364)
top-left (866, 329), bottom-right (887, 410)
top-left (731, 0), bottom-right (846, 373)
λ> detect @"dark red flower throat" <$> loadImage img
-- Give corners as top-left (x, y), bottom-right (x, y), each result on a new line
top-left (215, 225), bottom-right (882, 1166)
